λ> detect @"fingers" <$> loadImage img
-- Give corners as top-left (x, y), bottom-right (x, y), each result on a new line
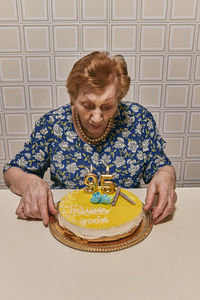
top-left (30, 197), bottom-right (43, 219)
top-left (15, 183), bottom-right (55, 226)
top-left (48, 189), bottom-right (57, 215)
top-left (152, 184), bottom-right (168, 219)
top-left (16, 201), bottom-right (28, 219)
top-left (145, 167), bottom-right (177, 224)
top-left (153, 189), bottom-right (177, 224)
top-left (37, 191), bottom-right (49, 226)
top-left (37, 189), bottom-right (57, 226)
top-left (144, 183), bottom-right (156, 211)
top-left (16, 198), bottom-right (40, 220)
top-left (153, 202), bottom-right (175, 224)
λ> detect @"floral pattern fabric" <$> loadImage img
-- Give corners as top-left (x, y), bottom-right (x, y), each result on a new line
top-left (4, 101), bottom-right (171, 189)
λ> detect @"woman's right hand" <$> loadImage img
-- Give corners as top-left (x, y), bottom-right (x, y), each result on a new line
top-left (15, 178), bottom-right (57, 226)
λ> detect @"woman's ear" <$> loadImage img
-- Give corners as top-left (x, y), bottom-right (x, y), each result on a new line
top-left (69, 95), bottom-right (74, 106)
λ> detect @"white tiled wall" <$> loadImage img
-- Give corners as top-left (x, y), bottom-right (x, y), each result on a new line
top-left (0, 0), bottom-right (200, 188)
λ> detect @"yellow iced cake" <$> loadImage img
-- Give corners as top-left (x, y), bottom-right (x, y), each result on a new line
top-left (58, 188), bottom-right (144, 241)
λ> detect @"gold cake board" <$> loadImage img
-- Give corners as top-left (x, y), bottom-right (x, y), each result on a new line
top-left (49, 209), bottom-right (153, 252)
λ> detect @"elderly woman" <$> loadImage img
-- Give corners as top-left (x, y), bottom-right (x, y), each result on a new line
top-left (3, 51), bottom-right (176, 226)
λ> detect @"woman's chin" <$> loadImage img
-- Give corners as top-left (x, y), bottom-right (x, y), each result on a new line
top-left (86, 130), bottom-right (104, 139)
top-left (86, 126), bottom-right (105, 137)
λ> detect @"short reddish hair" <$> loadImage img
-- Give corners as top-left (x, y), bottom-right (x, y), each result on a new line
top-left (66, 51), bottom-right (130, 101)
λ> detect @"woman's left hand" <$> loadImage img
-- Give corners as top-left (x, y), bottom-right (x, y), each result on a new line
top-left (144, 165), bottom-right (177, 224)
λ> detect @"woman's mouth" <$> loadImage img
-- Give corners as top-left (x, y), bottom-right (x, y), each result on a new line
top-left (89, 124), bottom-right (102, 129)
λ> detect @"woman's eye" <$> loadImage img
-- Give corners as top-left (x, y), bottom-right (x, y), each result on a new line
top-left (102, 106), bottom-right (112, 111)
top-left (83, 103), bottom-right (93, 109)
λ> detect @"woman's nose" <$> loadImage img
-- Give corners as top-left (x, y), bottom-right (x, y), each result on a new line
top-left (91, 109), bottom-right (102, 123)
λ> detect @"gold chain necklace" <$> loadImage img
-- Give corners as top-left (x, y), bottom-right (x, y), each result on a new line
top-left (75, 111), bottom-right (112, 144)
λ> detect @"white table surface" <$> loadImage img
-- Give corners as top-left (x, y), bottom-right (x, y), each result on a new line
top-left (0, 187), bottom-right (200, 300)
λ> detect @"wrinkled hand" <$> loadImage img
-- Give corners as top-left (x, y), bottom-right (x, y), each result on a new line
top-left (15, 178), bottom-right (57, 226)
top-left (144, 166), bottom-right (177, 224)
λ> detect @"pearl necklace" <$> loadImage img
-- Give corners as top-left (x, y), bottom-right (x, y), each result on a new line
top-left (75, 111), bottom-right (113, 144)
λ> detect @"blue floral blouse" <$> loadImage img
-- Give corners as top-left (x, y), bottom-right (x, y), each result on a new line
top-left (4, 101), bottom-right (171, 189)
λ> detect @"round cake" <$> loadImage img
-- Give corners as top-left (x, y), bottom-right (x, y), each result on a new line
top-left (58, 188), bottom-right (144, 242)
